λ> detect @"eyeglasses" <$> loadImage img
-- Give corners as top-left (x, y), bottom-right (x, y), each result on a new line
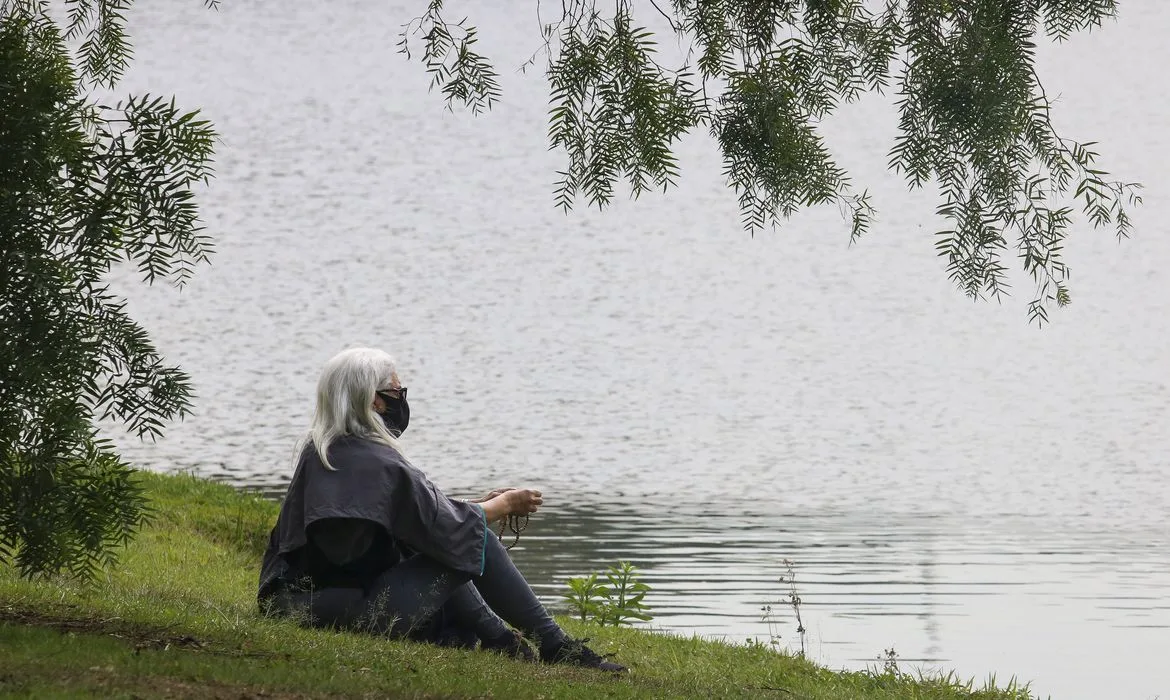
top-left (376, 387), bottom-right (407, 402)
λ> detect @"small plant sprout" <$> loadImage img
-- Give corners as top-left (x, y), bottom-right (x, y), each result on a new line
top-left (779, 559), bottom-right (807, 658)
top-left (881, 647), bottom-right (900, 675)
top-left (561, 561), bottom-right (653, 627)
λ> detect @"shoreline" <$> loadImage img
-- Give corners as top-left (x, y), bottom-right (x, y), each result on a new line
top-left (0, 472), bottom-right (1042, 699)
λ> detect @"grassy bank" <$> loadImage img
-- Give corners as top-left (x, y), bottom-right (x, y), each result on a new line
top-left (0, 472), bottom-right (1040, 699)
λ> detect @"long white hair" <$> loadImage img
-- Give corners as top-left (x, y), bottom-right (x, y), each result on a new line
top-left (301, 347), bottom-right (402, 470)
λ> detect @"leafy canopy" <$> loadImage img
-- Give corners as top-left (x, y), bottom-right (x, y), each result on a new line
top-left (0, 0), bottom-right (216, 578)
top-left (400, 0), bottom-right (1141, 324)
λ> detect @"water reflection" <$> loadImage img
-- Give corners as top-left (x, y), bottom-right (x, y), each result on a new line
top-left (500, 499), bottom-right (1169, 694)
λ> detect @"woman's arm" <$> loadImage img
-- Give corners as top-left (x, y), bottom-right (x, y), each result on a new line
top-left (467, 487), bottom-right (515, 504)
top-left (479, 488), bottom-right (542, 523)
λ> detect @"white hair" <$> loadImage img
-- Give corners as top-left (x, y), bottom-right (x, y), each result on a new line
top-left (301, 347), bottom-right (402, 470)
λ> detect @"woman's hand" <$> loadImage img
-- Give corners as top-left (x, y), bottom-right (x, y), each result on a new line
top-left (479, 487), bottom-right (542, 523)
top-left (504, 488), bottom-right (542, 516)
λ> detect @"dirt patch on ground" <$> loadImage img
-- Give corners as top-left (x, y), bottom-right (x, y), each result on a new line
top-left (0, 606), bottom-right (284, 658)
top-left (0, 608), bottom-right (364, 699)
top-left (2, 606), bottom-right (206, 651)
top-left (0, 606), bottom-right (457, 698)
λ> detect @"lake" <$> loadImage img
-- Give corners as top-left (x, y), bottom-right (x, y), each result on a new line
top-left (102, 2), bottom-right (1169, 698)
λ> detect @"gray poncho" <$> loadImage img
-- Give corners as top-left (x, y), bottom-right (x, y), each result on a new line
top-left (258, 435), bottom-right (488, 602)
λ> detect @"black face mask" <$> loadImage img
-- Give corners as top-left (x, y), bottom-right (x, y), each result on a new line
top-left (378, 394), bottom-right (410, 437)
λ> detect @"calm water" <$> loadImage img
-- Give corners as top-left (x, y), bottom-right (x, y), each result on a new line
top-left (101, 2), bottom-right (1168, 698)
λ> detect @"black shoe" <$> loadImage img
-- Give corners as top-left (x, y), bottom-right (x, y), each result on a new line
top-left (481, 629), bottom-right (536, 662)
top-left (541, 637), bottom-right (627, 673)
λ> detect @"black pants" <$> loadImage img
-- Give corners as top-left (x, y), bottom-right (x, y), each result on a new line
top-left (272, 534), bottom-right (566, 649)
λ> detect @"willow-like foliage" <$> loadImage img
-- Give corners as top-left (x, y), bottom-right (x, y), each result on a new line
top-left (0, 1), bottom-right (216, 578)
top-left (401, 0), bottom-right (1141, 323)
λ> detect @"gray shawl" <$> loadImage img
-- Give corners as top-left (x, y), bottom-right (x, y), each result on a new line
top-left (258, 435), bottom-right (487, 601)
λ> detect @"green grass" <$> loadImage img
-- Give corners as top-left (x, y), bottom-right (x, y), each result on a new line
top-left (0, 472), bottom-right (1043, 699)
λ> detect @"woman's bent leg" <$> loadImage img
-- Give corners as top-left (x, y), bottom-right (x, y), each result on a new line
top-left (472, 535), bottom-right (567, 649)
top-left (442, 582), bottom-right (535, 659)
top-left (359, 554), bottom-right (472, 637)
top-left (442, 582), bottom-right (510, 640)
top-left (270, 555), bottom-right (472, 639)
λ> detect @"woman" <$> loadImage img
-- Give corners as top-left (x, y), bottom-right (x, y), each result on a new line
top-left (258, 347), bottom-right (625, 672)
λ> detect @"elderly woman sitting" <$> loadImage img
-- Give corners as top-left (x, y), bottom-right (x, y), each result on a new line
top-left (258, 347), bottom-right (624, 672)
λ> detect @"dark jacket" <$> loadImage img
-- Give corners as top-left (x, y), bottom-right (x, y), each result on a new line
top-left (258, 435), bottom-right (488, 605)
